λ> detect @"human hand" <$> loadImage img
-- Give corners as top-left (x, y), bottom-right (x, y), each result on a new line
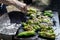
top-left (12, 0), bottom-right (27, 13)
top-left (0, 0), bottom-right (27, 13)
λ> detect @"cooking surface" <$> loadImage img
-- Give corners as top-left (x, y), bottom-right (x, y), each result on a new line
top-left (15, 12), bottom-right (60, 40)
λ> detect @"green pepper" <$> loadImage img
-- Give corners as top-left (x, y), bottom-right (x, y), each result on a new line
top-left (37, 12), bottom-right (42, 15)
top-left (23, 25), bottom-right (35, 31)
top-left (38, 32), bottom-right (55, 39)
top-left (33, 25), bottom-right (40, 30)
top-left (17, 31), bottom-right (35, 37)
top-left (27, 8), bottom-right (37, 17)
top-left (27, 20), bottom-right (34, 24)
top-left (44, 10), bottom-right (52, 13)
top-left (22, 22), bottom-right (27, 26)
top-left (42, 19), bottom-right (50, 23)
top-left (45, 32), bottom-right (55, 38)
top-left (46, 27), bottom-right (53, 30)
top-left (27, 7), bottom-right (37, 13)
top-left (44, 10), bottom-right (53, 17)
top-left (30, 14), bottom-right (36, 18)
top-left (39, 32), bottom-right (47, 37)
top-left (49, 30), bottom-right (54, 33)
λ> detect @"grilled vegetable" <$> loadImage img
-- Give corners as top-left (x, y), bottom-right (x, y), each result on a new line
top-left (27, 20), bottom-right (34, 24)
top-left (44, 10), bottom-right (53, 17)
top-left (27, 7), bottom-right (37, 19)
top-left (17, 31), bottom-right (35, 37)
top-left (27, 7), bottom-right (37, 14)
top-left (36, 12), bottom-right (42, 18)
top-left (30, 14), bottom-right (36, 18)
top-left (39, 23), bottom-right (53, 29)
top-left (38, 16), bottom-right (53, 25)
top-left (39, 23), bottom-right (48, 28)
top-left (41, 16), bottom-right (53, 26)
top-left (38, 32), bottom-right (55, 39)
top-left (23, 24), bottom-right (35, 31)
top-left (41, 29), bottom-right (54, 33)
top-left (22, 22), bottom-right (27, 26)
top-left (40, 16), bottom-right (51, 23)
top-left (33, 25), bottom-right (40, 31)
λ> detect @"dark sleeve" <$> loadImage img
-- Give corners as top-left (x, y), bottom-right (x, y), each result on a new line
top-left (0, 4), bottom-right (7, 14)
top-left (23, 0), bottom-right (32, 5)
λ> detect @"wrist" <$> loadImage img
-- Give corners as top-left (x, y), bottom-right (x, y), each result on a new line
top-left (10, 0), bottom-right (17, 5)
top-left (13, 0), bottom-right (26, 7)
top-left (13, 0), bottom-right (27, 13)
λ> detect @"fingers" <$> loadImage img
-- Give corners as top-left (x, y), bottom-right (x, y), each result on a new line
top-left (20, 5), bottom-right (27, 13)
top-left (0, 0), bottom-right (28, 13)
top-left (13, 0), bottom-right (27, 13)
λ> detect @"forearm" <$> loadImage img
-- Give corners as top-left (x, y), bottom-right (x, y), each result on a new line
top-left (0, 0), bottom-right (13, 5)
top-left (13, 0), bottom-right (27, 12)
top-left (0, 0), bottom-right (26, 6)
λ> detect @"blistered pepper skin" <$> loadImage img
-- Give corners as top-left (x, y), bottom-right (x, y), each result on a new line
top-left (18, 31), bottom-right (35, 37)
